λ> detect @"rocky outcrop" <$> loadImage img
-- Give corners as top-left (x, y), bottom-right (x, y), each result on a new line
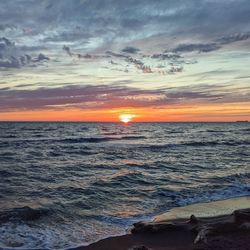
top-left (131, 208), bottom-right (250, 245)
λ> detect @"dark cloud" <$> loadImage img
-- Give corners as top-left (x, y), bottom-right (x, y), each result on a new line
top-left (121, 46), bottom-right (140, 54)
top-left (110, 60), bottom-right (119, 65)
top-left (172, 43), bottom-right (221, 53)
top-left (0, 24), bottom-right (16, 31)
top-left (169, 31), bottom-right (250, 55)
top-left (135, 64), bottom-right (153, 74)
top-left (166, 91), bottom-right (220, 100)
top-left (1, 83), bottom-right (248, 111)
top-left (168, 66), bottom-right (183, 74)
top-left (151, 53), bottom-right (182, 60)
top-left (1, 0), bottom-right (249, 53)
top-left (0, 37), bottom-right (49, 69)
top-left (0, 37), bottom-right (14, 48)
top-left (125, 57), bottom-right (143, 66)
top-left (0, 84), bottom-right (163, 111)
top-left (63, 45), bottom-right (100, 60)
top-left (77, 53), bottom-right (93, 59)
top-left (0, 57), bottom-right (20, 68)
top-left (216, 32), bottom-right (250, 45)
top-left (105, 51), bottom-right (153, 73)
top-left (0, 0), bottom-right (249, 82)
top-left (106, 51), bottom-right (127, 58)
top-left (62, 45), bottom-right (72, 56)
top-left (33, 53), bottom-right (50, 62)
top-left (105, 49), bottom-right (191, 74)
top-left (0, 54), bottom-right (49, 69)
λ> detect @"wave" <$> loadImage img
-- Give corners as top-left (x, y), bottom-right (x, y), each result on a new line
top-left (176, 184), bottom-right (250, 207)
top-left (205, 129), bottom-right (229, 133)
top-left (0, 170), bottom-right (13, 177)
top-left (120, 136), bottom-right (146, 140)
top-left (48, 149), bottom-right (94, 157)
top-left (208, 172), bottom-right (250, 183)
top-left (0, 135), bottom-right (17, 139)
top-left (109, 172), bottom-right (151, 185)
top-left (241, 128), bottom-right (250, 132)
top-left (90, 172), bottom-right (152, 190)
top-left (59, 135), bottom-right (147, 144)
top-left (59, 137), bottom-right (113, 143)
top-left (183, 140), bottom-right (250, 146)
top-left (0, 206), bottom-right (49, 224)
top-left (154, 181), bottom-right (250, 211)
top-left (146, 140), bottom-right (250, 150)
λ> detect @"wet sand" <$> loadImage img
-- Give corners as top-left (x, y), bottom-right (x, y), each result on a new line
top-left (72, 231), bottom-right (250, 250)
top-left (72, 196), bottom-right (250, 250)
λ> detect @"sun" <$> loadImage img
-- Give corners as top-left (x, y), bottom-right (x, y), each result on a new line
top-left (119, 114), bottom-right (135, 124)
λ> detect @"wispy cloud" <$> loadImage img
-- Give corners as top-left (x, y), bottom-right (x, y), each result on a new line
top-left (1, 83), bottom-right (249, 111)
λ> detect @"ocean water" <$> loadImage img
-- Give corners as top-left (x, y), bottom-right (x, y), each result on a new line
top-left (0, 122), bottom-right (249, 249)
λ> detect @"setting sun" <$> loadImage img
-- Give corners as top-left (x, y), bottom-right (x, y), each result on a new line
top-left (119, 114), bottom-right (135, 123)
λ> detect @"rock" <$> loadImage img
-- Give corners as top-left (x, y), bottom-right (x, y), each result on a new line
top-left (131, 208), bottom-right (250, 245)
top-left (129, 246), bottom-right (150, 250)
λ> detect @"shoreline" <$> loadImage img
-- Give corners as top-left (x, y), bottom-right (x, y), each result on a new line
top-left (71, 196), bottom-right (250, 250)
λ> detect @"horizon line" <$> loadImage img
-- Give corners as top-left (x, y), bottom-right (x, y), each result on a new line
top-left (0, 120), bottom-right (247, 123)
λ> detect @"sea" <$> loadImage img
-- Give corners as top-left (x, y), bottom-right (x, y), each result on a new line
top-left (0, 122), bottom-right (249, 249)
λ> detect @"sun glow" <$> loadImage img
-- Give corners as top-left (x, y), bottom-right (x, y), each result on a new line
top-left (119, 114), bottom-right (135, 123)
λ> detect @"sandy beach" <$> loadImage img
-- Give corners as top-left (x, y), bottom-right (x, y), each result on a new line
top-left (72, 196), bottom-right (250, 250)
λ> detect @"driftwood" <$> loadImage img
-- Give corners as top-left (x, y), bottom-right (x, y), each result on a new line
top-left (131, 208), bottom-right (250, 244)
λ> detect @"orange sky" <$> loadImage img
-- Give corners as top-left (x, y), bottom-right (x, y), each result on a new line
top-left (1, 102), bottom-right (249, 122)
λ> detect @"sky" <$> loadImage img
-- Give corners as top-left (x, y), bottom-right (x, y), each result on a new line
top-left (0, 0), bottom-right (249, 122)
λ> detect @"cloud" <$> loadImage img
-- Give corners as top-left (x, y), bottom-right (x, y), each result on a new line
top-left (106, 51), bottom-right (127, 58)
top-left (121, 46), bottom-right (140, 54)
top-left (63, 45), bottom-right (101, 60)
top-left (0, 84), bottom-right (163, 111)
top-left (33, 53), bottom-right (50, 62)
top-left (0, 54), bottom-right (49, 69)
top-left (169, 31), bottom-right (250, 55)
top-left (1, 0), bottom-right (249, 55)
top-left (0, 37), bottom-right (49, 69)
top-left (151, 52), bottom-right (182, 60)
top-left (168, 65), bottom-right (183, 74)
top-left (62, 45), bottom-right (72, 56)
top-left (0, 37), bottom-right (13, 48)
top-left (0, 0), bottom-right (250, 105)
top-left (0, 57), bottom-right (20, 68)
top-left (172, 43), bottom-right (221, 53)
top-left (0, 24), bottom-right (16, 31)
top-left (216, 32), bottom-right (250, 45)
top-left (105, 51), bottom-right (153, 73)
top-left (135, 64), bottom-right (153, 73)
top-left (1, 83), bottom-right (248, 112)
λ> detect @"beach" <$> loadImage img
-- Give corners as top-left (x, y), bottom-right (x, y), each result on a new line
top-left (74, 197), bottom-right (250, 250)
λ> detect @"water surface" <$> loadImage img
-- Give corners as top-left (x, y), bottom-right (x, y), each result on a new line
top-left (0, 122), bottom-right (249, 249)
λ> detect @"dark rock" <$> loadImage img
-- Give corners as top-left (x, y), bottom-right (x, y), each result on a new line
top-left (131, 208), bottom-right (250, 245)
top-left (130, 246), bottom-right (150, 250)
